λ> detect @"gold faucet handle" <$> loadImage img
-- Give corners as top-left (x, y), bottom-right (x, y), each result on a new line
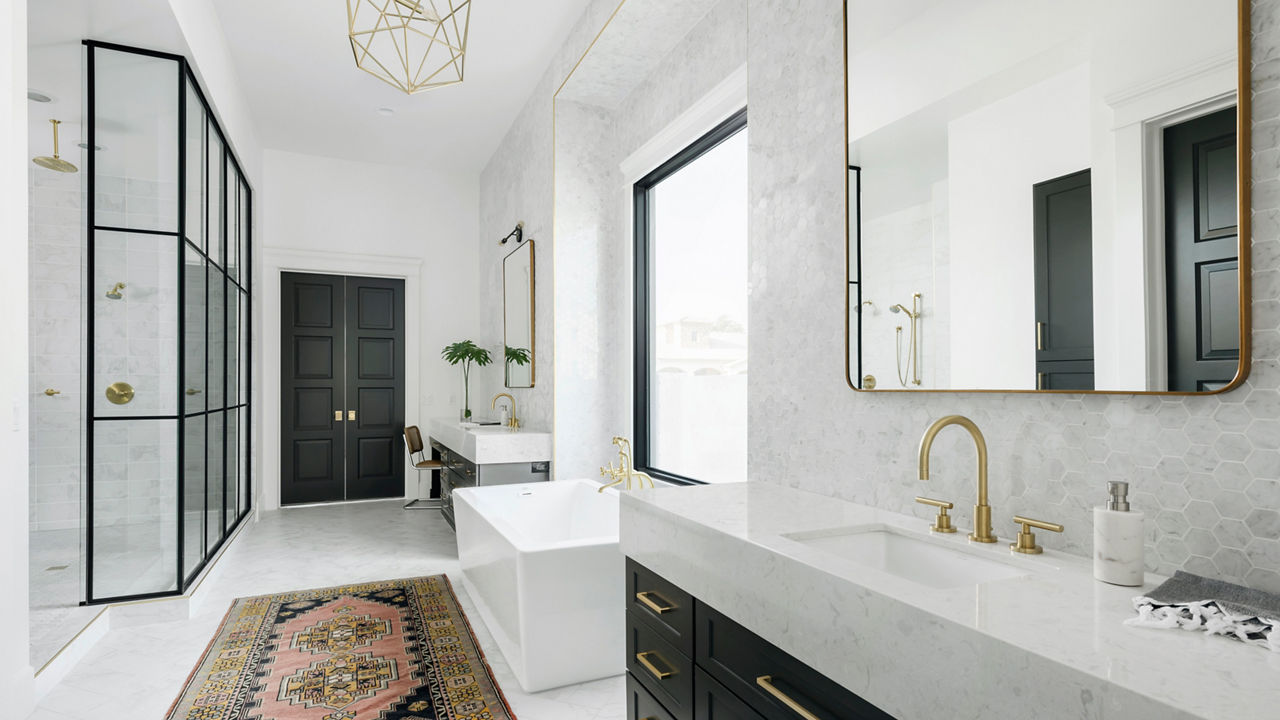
top-left (915, 496), bottom-right (956, 533)
top-left (1011, 515), bottom-right (1063, 554)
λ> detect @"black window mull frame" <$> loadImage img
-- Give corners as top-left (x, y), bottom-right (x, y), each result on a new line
top-left (632, 107), bottom-right (747, 487)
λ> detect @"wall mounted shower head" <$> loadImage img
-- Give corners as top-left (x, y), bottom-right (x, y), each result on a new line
top-left (106, 282), bottom-right (126, 299)
top-left (890, 303), bottom-right (916, 319)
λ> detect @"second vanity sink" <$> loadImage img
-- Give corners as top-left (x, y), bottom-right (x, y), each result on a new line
top-left (781, 525), bottom-right (1029, 590)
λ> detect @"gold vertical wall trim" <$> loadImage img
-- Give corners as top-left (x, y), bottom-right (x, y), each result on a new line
top-left (551, 0), bottom-right (631, 478)
top-left (844, 0), bottom-right (1253, 396)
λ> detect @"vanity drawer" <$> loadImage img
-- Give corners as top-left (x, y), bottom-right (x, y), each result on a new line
top-left (628, 610), bottom-right (694, 720)
top-left (695, 601), bottom-right (894, 720)
top-left (627, 558), bottom-right (694, 656)
top-left (695, 667), bottom-right (765, 720)
top-left (628, 672), bottom-right (678, 720)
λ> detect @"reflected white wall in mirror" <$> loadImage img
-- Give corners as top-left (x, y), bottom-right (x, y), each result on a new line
top-left (504, 240), bottom-right (535, 388)
top-left (846, 0), bottom-right (1247, 393)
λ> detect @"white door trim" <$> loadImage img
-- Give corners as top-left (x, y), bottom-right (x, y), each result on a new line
top-left (260, 247), bottom-right (423, 511)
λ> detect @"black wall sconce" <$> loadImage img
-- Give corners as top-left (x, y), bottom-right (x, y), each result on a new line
top-left (499, 222), bottom-right (524, 245)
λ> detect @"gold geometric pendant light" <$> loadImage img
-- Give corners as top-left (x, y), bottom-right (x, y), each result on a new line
top-left (347, 0), bottom-right (471, 95)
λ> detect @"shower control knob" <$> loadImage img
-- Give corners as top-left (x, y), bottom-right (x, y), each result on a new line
top-left (43, 388), bottom-right (60, 396)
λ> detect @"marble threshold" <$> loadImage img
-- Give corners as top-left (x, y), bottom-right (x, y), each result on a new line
top-left (620, 482), bottom-right (1278, 720)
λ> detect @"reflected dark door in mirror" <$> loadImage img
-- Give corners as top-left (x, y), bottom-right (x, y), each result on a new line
top-left (346, 278), bottom-right (406, 500)
top-left (1165, 107), bottom-right (1239, 392)
top-left (1033, 169), bottom-right (1095, 391)
top-left (280, 272), bottom-right (405, 504)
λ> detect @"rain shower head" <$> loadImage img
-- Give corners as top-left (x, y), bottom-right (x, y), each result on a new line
top-left (106, 282), bottom-right (126, 300)
top-left (32, 119), bottom-right (78, 174)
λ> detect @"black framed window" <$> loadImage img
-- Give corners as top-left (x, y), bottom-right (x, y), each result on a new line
top-left (633, 108), bottom-right (748, 486)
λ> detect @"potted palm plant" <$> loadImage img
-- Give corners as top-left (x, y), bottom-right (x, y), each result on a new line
top-left (441, 340), bottom-right (493, 420)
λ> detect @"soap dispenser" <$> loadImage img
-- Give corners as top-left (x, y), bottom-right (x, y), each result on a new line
top-left (1093, 481), bottom-right (1144, 586)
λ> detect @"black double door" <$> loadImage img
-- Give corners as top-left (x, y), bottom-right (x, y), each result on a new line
top-left (1165, 106), bottom-right (1239, 392)
top-left (281, 272), bottom-right (405, 505)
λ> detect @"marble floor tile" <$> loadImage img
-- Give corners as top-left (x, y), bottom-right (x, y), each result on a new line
top-left (25, 499), bottom-right (626, 720)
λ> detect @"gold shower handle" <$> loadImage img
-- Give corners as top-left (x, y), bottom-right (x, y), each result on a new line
top-left (43, 388), bottom-right (61, 397)
top-left (186, 388), bottom-right (202, 396)
top-left (105, 381), bottom-right (134, 405)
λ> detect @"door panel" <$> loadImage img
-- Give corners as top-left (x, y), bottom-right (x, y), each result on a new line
top-left (1033, 169), bottom-right (1095, 390)
top-left (345, 276), bottom-right (405, 500)
top-left (281, 272), bottom-right (404, 504)
top-left (281, 273), bottom-right (344, 504)
top-left (1166, 106), bottom-right (1239, 391)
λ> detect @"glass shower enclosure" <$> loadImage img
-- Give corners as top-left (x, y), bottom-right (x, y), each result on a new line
top-left (85, 42), bottom-right (251, 603)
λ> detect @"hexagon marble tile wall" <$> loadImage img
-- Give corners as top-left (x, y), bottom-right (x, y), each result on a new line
top-left (747, 0), bottom-right (1280, 592)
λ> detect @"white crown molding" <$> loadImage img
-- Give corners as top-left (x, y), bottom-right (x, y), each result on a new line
top-left (619, 63), bottom-right (748, 183)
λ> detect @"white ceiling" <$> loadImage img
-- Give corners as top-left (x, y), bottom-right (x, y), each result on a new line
top-left (211, 0), bottom-right (595, 177)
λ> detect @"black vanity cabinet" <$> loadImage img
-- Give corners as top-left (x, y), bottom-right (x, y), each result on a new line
top-left (625, 558), bottom-right (895, 720)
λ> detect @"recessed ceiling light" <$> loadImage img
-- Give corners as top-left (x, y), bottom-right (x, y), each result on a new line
top-left (377, 107), bottom-right (395, 117)
top-left (27, 89), bottom-right (53, 103)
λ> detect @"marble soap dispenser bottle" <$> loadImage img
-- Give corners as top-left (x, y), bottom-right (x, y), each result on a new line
top-left (1093, 481), bottom-right (1144, 586)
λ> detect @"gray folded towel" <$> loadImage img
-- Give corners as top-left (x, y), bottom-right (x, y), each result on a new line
top-left (1125, 571), bottom-right (1280, 652)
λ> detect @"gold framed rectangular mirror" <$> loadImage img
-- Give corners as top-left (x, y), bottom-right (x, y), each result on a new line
top-left (846, 0), bottom-right (1251, 394)
top-left (503, 240), bottom-right (535, 388)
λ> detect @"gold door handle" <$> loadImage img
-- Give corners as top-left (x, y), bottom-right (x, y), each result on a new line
top-left (635, 652), bottom-right (673, 680)
top-left (43, 388), bottom-right (61, 396)
top-left (186, 388), bottom-right (201, 395)
top-left (756, 676), bottom-right (820, 720)
top-left (1037, 372), bottom-right (1046, 390)
top-left (334, 410), bottom-right (343, 422)
top-left (348, 410), bottom-right (356, 421)
top-left (635, 591), bottom-right (676, 614)
top-left (1036, 321), bottom-right (1046, 350)
top-left (1011, 515), bottom-right (1064, 555)
top-left (914, 496), bottom-right (956, 533)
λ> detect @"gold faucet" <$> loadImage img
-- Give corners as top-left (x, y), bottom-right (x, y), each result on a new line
top-left (599, 436), bottom-right (655, 493)
top-left (918, 415), bottom-right (996, 543)
top-left (491, 393), bottom-right (519, 429)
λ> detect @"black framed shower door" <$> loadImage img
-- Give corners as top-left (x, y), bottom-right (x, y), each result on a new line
top-left (84, 41), bottom-right (252, 604)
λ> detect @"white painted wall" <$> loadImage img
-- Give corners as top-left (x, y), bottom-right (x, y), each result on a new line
top-left (948, 65), bottom-right (1090, 389)
top-left (2, 0), bottom-right (34, 711)
top-left (258, 149), bottom-right (478, 509)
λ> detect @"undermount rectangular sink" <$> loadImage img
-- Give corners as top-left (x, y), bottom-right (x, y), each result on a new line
top-left (781, 526), bottom-right (1028, 590)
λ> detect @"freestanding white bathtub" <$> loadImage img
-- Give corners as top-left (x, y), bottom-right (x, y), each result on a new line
top-left (453, 479), bottom-right (623, 692)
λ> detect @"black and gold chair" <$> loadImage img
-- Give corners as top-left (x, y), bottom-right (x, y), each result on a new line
top-left (403, 425), bottom-right (444, 510)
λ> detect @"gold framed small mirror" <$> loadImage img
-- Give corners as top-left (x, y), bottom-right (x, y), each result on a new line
top-left (503, 240), bottom-right (535, 388)
top-left (845, 0), bottom-right (1250, 394)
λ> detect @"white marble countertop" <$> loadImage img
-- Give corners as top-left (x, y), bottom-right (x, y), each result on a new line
top-left (620, 482), bottom-right (1280, 720)
top-left (427, 417), bottom-right (551, 465)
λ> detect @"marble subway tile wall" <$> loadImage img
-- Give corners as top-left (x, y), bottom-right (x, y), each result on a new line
top-left (92, 175), bottom-right (180, 531)
top-left (747, 0), bottom-right (1280, 590)
top-left (29, 167), bottom-right (84, 532)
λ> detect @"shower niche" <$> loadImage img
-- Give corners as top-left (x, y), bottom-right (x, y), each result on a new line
top-left (85, 42), bottom-right (251, 603)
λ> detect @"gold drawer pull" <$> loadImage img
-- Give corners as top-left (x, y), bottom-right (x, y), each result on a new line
top-left (635, 651), bottom-right (674, 680)
top-left (636, 591), bottom-right (675, 614)
top-left (756, 675), bottom-right (820, 720)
